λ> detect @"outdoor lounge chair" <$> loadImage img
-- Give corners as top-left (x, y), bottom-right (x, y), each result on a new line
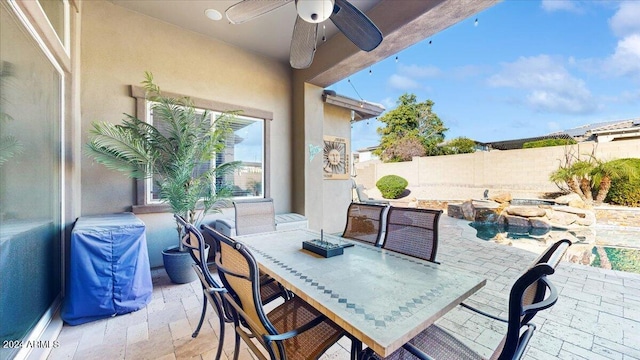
top-left (360, 239), bottom-right (572, 360)
top-left (355, 184), bottom-right (390, 205)
top-left (233, 198), bottom-right (277, 235)
top-left (381, 207), bottom-right (443, 263)
top-left (210, 228), bottom-right (353, 360)
top-left (175, 216), bottom-right (285, 360)
top-left (342, 202), bottom-right (388, 246)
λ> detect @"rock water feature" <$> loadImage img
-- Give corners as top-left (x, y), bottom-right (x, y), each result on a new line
top-left (448, 192), bottom-right (600, 266)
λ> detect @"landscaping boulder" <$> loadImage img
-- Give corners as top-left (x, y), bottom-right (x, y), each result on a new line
top-left (547, 211), bottom-right (579, 228)
top-left (475, 207), bottom-right (501, 222)
top-left (503, 214), bottom-right (530, 228)
top-left (472, 200), bottom-right (501, 222)
top-left (461, 200), bottom-right (475, 221)
top-left (447, 203), bottom-right (465, 219)
top-left (529, 217), bottom-right (552, 230)
top-left (554, 193), bottom-right (587, 208)
top-left (490, 191), bottom-right (513, 204)
top-left (505, 206), bottom-right (547, 218)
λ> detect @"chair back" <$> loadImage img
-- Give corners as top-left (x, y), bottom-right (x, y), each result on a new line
top-left (234, 198), bottom-right (276, 235)
top-left (175, 215), bottom-right (234, 323)
top-left (492, 239), bottom-right (571, 360)
top-left (522, 239), bottom-right (571, 324)
top-left (209, 228), bottom-right (285, 359)
top-left (382, 207), bottom-right (443, 263)
top-left (175, 215), bottom-right (210, 281)
top-left (342, 202), bottom-right (387, 246)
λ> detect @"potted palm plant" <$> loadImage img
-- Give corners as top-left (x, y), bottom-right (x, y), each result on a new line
top-left (86, 72), bottom-right (239, 283)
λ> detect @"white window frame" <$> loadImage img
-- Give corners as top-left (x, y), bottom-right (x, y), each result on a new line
top-left (129, 86), bottom-right (272, 214)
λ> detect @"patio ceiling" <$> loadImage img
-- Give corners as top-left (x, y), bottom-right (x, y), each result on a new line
top-left (110, 0), bottom-right (500, 87)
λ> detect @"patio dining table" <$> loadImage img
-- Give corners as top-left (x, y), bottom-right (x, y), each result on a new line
top-left (233, 228), bottom-right (486, 357)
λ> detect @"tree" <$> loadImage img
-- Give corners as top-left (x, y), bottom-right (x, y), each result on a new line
top-left (374, 93), bottom-right (447, 162)
top-left (381, 135), bottom-right (425, 162)
top-left (440, 137), bottom-right (476, 155)
top-left (571, 160), bottom-right (594, 202)
top-left (591, 158), bottom-right (638, 204)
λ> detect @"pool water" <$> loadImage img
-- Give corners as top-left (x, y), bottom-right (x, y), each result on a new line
top-left (469, 222), bottom-right (640, 274)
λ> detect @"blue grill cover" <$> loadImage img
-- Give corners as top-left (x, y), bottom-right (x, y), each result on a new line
top-left (61, 213), bottom-right (152, 325)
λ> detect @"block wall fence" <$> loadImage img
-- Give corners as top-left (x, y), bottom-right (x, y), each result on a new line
top-left (354, 140), bottom-right (640, 201)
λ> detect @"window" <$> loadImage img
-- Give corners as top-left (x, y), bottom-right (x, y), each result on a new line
top-left (131, 86), bottom-right (272, 213)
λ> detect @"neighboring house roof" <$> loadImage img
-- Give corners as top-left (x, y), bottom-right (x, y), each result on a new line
top-left (356, 145), bottom-right (380, 153)
top-left (356, 119), bottom-right (640, 153)
top-left (322, 90), bottom-right (385, 121)
top-left (579, 119), bottom-right (640, 142)
top-left (482, 133), bottom-right (573, 151)
top-left (484, 118), bottom-right (640, 150)
top-left (548, 119), bottom-right (640, 141)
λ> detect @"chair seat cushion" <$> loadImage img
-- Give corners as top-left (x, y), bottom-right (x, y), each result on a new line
top-left (269, 297), bottom-right (344, 360)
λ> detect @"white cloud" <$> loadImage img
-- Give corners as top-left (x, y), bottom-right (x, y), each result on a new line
top-left (546, 121), bottom-right (563, 133)
top-left (380, 97), bottom-right (396, 109)
top-left (388, 74), bottom-right (420, 90)
top-left (541, 0), bottom-right (581, 13)
top-left (487, 55), bottom-right (597, 114)
top-left (609, 1), bottom-right (640, 37)
top-left (398, 64), bottom-right (442, 78)
top-left (451, 65), bottom-right (487, 79)
top-left (604, 34), bottom-right (640, 79)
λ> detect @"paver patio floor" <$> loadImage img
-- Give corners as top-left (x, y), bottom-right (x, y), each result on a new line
top-left (48, 216), bottom-right (640, 360)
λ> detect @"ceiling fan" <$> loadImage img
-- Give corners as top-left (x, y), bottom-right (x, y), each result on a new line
top-left (225, 0), bottom-right (383, 69)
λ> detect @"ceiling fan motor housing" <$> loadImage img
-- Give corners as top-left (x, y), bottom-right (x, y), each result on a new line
top-left (296, 0), bottom-right (335, 23)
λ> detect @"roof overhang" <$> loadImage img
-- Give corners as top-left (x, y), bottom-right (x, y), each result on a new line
top-left (322, 90), bottom-right (385, 121)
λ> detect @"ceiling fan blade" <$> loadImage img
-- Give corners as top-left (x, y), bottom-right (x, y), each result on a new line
top-left (290, 16), bottom-right (318, 69)
top-left (330, 0), bottom-right (383, 52)
top-left (225, 0), bottom-right (292, 24)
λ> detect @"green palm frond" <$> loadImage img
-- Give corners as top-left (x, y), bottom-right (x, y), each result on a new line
top-left (88, 72), bottom-right (242, 249)
top-left (86, 121), bottom-right (153, 179)
top-left (0, 135), bottom-right (23, 167)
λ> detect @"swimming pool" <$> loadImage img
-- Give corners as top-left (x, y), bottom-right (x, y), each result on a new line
top-left (469, 222), bottom-right (640, 274)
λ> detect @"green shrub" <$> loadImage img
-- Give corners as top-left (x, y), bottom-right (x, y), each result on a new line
top-left (605, 158), bottom-right (640, 207)
top-left (376, 175), bottom-right (408, 199)
top-left (523, 138), bottom-right (577, 148)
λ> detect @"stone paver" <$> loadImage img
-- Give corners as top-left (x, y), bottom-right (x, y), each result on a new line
top-left (47, 216), bottom-right (640, 359)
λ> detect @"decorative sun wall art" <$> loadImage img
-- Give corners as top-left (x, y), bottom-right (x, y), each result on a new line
top-left (323, 135), bottom-right (349, 180)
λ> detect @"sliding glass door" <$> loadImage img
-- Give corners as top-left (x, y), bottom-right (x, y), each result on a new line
top-left (0, 2), bottom-right (65, 359)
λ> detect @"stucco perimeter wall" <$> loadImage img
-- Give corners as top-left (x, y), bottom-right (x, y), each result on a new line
top-left (355, 140), bottom-right (640, 201)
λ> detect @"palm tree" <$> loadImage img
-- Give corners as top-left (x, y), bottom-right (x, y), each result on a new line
top-left (571, 160), bottom-right (595, 203)
top-left (86, 72), bottom-right (240, 251)
top-left (549, 166), bottom-right (585, 200)
top-left (591, 158), bottom-right (638, 204)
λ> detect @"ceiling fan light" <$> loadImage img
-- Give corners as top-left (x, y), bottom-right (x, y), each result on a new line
top-left (204, 9), bottom-right (222, 21)
top-left (296, 0), bottom-right (334, 23)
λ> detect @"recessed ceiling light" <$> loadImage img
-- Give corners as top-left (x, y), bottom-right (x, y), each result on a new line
top-left (204, 9), bottom-right (222, 21)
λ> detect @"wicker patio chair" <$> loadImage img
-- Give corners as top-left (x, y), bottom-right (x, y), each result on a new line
top-left (231, 199), bottom-right (293, 299)
top-left (175, 216), bottom-right (285, 360)
top-left (211, 229), bottom-right (350, 360)
top-left (342, 202), bottom-right (388, 246)
top-left (381, 207), bottom-right (443, 263)
top-left (233, 198), bottom-right (276, 235)
top-left (360, 239), bottom-right (572, 360)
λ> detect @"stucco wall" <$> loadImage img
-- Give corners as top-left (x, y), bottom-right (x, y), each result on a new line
top-left (355, 140), bottom-right (640, 201)
top-left (322, 104), bottom-right (353, 234)
top-left (80, 1), bottom-right (293, 266)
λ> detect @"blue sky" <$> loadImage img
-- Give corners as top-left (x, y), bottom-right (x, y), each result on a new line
top-left (328, 0), bottom-right (640, 152)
